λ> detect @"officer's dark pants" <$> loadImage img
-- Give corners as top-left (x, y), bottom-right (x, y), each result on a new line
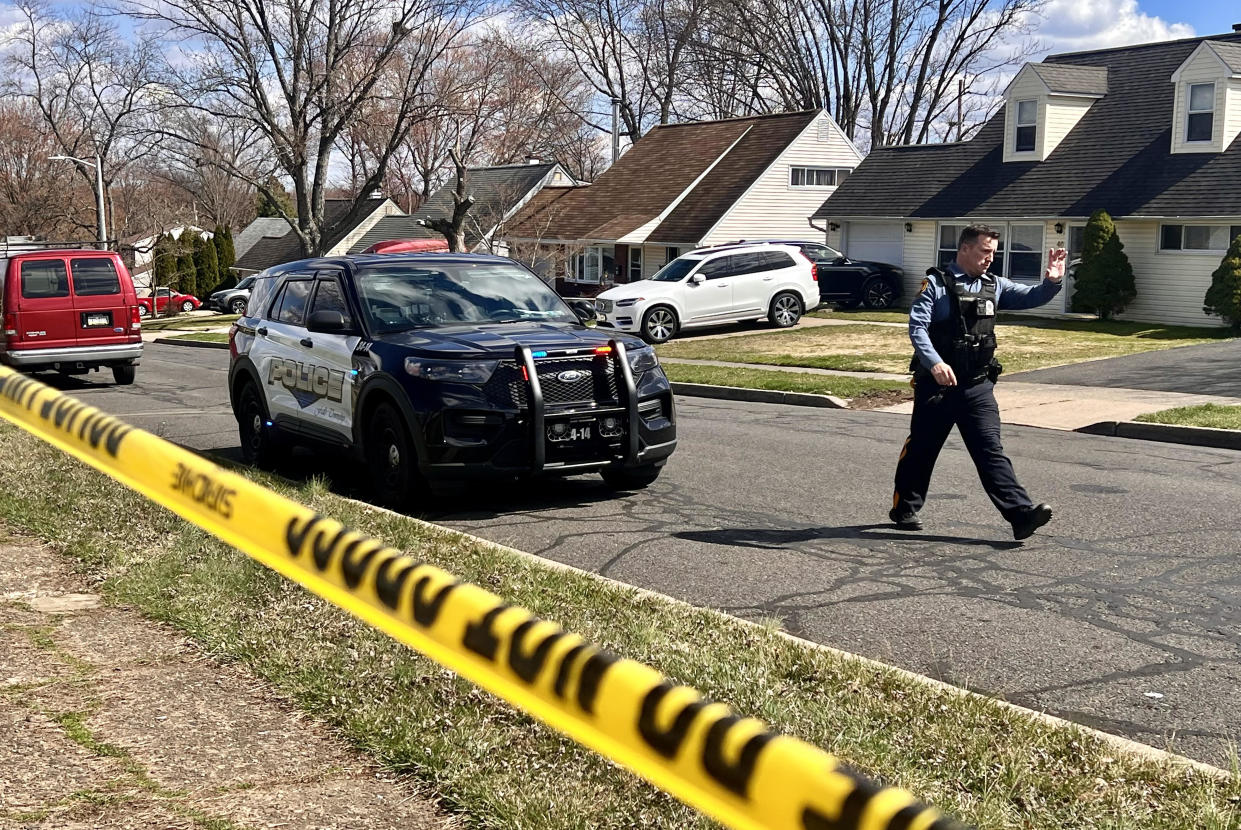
top-left (892, 377), bottom-right (1033, 521)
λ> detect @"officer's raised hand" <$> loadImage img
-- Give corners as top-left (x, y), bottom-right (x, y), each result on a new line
top-left (931, 362), bottom-right (957, 387)
top-left (1045, 248), bottom-right (1067, 283)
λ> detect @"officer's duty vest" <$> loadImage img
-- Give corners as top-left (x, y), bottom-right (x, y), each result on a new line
top-left (922, 267), bottom-right (998, 384)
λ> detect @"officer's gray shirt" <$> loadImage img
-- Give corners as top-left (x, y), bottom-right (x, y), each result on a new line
top-left (909, 261), bottom-right (1063, 371)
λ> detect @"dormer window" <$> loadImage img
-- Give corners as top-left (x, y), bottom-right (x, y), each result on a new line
top-left (1015, 100), bottom-right (1037, 152)
top-left (1186, 83), bottom-right (1215, 142)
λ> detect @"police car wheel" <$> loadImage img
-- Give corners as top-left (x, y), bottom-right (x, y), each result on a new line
top-left (237, 382), bottom-right (282, 469)
top-left (769, 292), bottom-right (803, 328)
top-left (601, 463), bottom-right (662, 490)
top-left (861, 277), bottom-right (896, 309)
top-left (367, 402), bottom-right (419, 507)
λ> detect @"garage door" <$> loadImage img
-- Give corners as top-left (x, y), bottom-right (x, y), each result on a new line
top-left (844, 222), bottom-right (903, 266)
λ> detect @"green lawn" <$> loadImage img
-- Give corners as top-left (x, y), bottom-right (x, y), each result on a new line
top-left (164, 332), bottom-right (229, 344)
top-left (1136, 404), bottom-right (1241, 430)
top-left (807, 308), bottom-right (910, 324)
top-left (142, 314), bottom-right (239, 331)
top-left (662, 362), bottom-right (910, 408)
top-left (658, 319), bottom-right (1234, 376)
top-left (1, 423), bottom-right (1237, 828)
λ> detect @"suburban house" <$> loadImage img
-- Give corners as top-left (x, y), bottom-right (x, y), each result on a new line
top-left (504, 109), bottom-right (863, 289)
top-left (125, 225), bottom-right (209, 290)
top-left (231, 197), bottom-right (400, 275)
top-left (813, 30), bottom-right (1241, 327)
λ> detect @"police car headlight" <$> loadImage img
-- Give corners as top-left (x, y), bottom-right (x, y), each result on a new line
top-left (405, 357), bottom-right (498, 384)
top-left (625, 345), bottom-right (659, 374)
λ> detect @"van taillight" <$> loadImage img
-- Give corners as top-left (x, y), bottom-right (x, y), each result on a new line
top-left (130, 306), bottom-right (141, 331)
top-left (3, 312), bottom-right (16, 338)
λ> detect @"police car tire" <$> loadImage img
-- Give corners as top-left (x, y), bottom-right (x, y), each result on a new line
top-left (237, 382), bottom-right (282, 469)
top-left (601, 463), bottom-right (662, 490)
top-left (366, 402), bottom-right (420, 508)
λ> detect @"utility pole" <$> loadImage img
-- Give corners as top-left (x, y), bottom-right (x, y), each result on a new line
top-left (611, 98), bottom-right (621, 164)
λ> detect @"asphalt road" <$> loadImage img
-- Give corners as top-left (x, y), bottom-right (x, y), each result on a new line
top-left (33, 342), bottom-right (1241, 767)
top-left (1011, 338), bottom-right (1241, 396)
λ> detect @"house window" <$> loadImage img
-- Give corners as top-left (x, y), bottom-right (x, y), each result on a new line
top-left (1159, 224), bottom-right (1241, 251)
top-left (1186, 83), bottom-right (1214, 142)
top-left (937, 222), bottom-right (1043, 280)
top-left (629, 247), bottom-right (643, 281)
top-left (1014, 100), bottom-right (1037, 152)
top-left (789, 166), bottom-right (851, 187)
top-left (665, 246), bottom-right (681, 264)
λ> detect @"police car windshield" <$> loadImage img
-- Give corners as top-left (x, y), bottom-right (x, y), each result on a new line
top-left (649, 257), bottom-right (699, 282)
top-left (355, 262), bottom-right (576, 333)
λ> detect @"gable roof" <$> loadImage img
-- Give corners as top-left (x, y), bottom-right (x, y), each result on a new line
top-left (1029, 64), bottom-right (1109, 96)
top-left (233, 198), bottom-right (386, 272)
top-left (507, 110), bottom-right (821, 244)
top-left (415, 162), bottom-right (564, 246)
top-left (815, 32), bottom-right (1241, 221)
top-left (232, 218), bottom-right (290, 261)
top-left (1205, 40), bottom-right (1241, 74)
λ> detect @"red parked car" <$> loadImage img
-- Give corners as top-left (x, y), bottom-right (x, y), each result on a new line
top-left (136, 287), bottom-right (202, 316)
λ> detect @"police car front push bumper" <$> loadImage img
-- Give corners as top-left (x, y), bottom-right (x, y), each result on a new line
top-left (515, 339), bottom-right (668, 475)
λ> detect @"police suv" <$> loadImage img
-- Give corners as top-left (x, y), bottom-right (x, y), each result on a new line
top-left (227, 253), bottom-right (677, 505)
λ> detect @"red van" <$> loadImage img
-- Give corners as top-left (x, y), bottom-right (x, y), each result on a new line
top-left (0, 249), bottom-right (143, 384)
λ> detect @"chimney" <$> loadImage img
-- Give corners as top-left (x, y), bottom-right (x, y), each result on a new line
top-left (1234, 22), bottom-right (1241, 31)
top-left (526, 156), bottom-right (541, 165)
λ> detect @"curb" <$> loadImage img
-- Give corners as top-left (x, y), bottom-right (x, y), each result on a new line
top-left (671, 381), bottom-right (847, 409)
top-left (1076, 420), bottom-right (1241, 451)
top-left (153, 336), bottom-right (228, 349)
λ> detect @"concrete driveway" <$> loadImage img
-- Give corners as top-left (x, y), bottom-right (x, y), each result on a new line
top-left (1010, 338), bottom-right (1241, 396)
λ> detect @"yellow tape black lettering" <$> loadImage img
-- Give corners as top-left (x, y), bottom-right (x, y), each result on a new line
top-left (171, 462), bottom-right (236, 519)
top-left (411, 575), bottom-right (457, 626)
top-left (341, 538), bottom-right (382, 589)
top-left (702, 715), bottom-right (772, 797)
top-left (507, 619), bottom-right (567, 683)
top-left (639, 683), bottom-right (707, 757)
top-left (375, 554), bottom-right (416, 609)
top-left (463, 604), bottom-right (507, 660)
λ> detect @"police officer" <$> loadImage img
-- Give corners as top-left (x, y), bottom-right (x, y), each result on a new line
top-left (890, 224), bottom-right (1067, 540)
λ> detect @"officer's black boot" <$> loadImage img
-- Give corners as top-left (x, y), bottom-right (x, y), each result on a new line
top-left (889, 506), bottom-right (922, 531)
top-left (1011, 503), bottom-right (1053, 540)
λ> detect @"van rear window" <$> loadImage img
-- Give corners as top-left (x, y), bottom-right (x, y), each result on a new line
top-left (71, 258), bottom-right (122, 296)
top-left (21, 260), bottom-right (69, 299)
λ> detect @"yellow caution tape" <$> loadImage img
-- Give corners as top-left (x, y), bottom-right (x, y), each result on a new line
top-left (0, 365), bottom-right (967, 830)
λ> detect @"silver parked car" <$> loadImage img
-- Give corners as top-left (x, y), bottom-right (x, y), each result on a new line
top-left (206, 275), bottom-right (256, 314)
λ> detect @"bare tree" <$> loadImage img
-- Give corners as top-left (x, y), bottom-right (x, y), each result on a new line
top-left (3, 0), bottom-right (161, 243)
top-left (420, 148), bottom-right (474, 252)
top-left (129, 0), bottom-right (484, 257)
top-left (0, 101), bottom-right (83, 238)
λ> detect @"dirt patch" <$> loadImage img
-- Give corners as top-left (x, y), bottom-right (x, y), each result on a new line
top-left (0, 535), bottom-right (456, 830)
top-left (849, 387), bottom-right (915, 410)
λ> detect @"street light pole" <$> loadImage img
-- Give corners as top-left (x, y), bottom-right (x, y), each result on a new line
top-left (50, 154), bottom-right (108, 249)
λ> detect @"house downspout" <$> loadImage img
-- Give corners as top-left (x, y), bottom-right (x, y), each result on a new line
top-left (807, 217), bottom-right (830, 241)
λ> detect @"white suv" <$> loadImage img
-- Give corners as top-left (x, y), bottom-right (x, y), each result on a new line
top-left (593, 243), bottom-right (819, 344)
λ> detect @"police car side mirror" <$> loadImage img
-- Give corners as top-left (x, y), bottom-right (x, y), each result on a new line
top-left (306, 310), bottom-right (349, 334)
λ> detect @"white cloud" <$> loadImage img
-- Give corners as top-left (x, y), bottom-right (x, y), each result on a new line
top-left (1033, 0), bottom-right (1195, 56)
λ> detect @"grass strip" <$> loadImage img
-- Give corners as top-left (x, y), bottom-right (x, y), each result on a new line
top-left (657, 320), bottom-right (1233, 376)
top-left (0, 423), bottom-right (1237, 829)
top-left (662, 363), bottom-right (910, 408)
top-left (807, 309), bottom-right (909, 324)
top-left (142, 314), bottom-right (238, 332)
top-left (1135, 404), bottom-right (1241, 430)
top-left (164, 333), bottom-right (229, 344)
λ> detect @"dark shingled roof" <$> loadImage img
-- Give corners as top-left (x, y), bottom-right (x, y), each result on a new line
top-left (415, 162), bottom-right (562, 247)
top-left (507, 110), bottom-right (820, 243)
top-left (1205, 41), bottom-right (1241, 73)
top-left (815, 32), bottom-right (1241, 221)
top-left (347, 215), bottom-right (438, 254)
top-left (1030, 64), bottom-right (1109, 96)
top-left (233, 198), bottom-right (386, 272)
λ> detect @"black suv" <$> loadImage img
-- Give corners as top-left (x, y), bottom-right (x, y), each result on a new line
top-left (747, 240), bottom-right (904, 309)
top-left (227, 253), bottom-right (677, 505)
